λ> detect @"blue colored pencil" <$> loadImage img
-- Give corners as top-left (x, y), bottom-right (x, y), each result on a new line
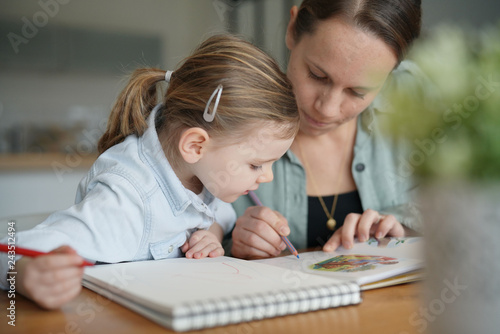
top-left (248, 191), bottom-right (299, 259)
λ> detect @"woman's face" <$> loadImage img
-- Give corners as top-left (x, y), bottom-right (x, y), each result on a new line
top-left (286, 14), bottom-right (398, 136)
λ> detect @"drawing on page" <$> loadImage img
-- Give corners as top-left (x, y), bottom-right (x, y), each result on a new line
top-left (168, 261), bottom-right (255, 283)
top-left (310, 254), bottom-right (399, 273)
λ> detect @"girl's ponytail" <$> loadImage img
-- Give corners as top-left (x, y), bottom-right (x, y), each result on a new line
top-left (97, 68), bottom-right (165, 153)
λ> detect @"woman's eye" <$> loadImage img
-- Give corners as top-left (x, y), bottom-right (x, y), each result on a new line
top-left (350, 89), bottom-right (366, 99)
top-left (250, 165), bottom-right (262, 171)
top-left (308, 70), bottom-right (327, 82)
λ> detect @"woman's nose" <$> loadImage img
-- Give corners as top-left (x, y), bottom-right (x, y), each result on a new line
top-left (315, 88), bottom-right (341, 116)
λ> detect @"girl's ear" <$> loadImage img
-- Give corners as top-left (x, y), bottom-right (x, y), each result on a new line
top-left (178, 128), bottom-right (210, 164)
top-left (285, 5), bottom-right (299, 50)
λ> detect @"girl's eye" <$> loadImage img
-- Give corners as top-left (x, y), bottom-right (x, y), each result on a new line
top-left (308, 70), bottom-right (327, 82)
top-left (250, 165), bottom-right (262, 171)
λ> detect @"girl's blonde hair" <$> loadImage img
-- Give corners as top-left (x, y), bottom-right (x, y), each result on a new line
top-left (98, 34), bottom-right (299, 163)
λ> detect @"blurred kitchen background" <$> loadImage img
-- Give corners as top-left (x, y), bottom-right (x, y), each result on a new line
top-left (0, 0), bottom-right (499, 220)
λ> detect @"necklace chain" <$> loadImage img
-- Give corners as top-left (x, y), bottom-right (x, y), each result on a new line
top-left (297, 131), bottom-right (349, 231)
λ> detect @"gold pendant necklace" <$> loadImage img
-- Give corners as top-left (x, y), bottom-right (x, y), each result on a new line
top-left (297, 132), bottom-right (349, 231)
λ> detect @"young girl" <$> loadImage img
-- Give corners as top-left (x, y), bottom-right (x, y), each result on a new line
top-left (0, 35), bottom-right (299, 309)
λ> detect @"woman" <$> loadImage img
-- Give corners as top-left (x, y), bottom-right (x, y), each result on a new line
top-left (229, 0), bottom-right (424, 259)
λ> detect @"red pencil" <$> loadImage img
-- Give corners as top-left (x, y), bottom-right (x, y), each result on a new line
top-left (0, 243), bottom-right (94, 266)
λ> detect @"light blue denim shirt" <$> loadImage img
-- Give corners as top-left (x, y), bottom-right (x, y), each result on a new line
top-left (0, 104), bottom-right (236, 290)
top-left (229, 61), bottom-right (424, 251)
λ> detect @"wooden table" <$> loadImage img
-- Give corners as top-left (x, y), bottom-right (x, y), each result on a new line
top-left (0, 282), bottom-right (423, 334)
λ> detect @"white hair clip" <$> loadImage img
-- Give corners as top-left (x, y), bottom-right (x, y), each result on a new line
top-left (164, 70), bottom-right (173, 83)
top-left (203, 84), bottom-right (223, 122)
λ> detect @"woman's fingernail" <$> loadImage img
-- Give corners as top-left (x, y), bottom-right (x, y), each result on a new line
top-left (376, 232), bottom-right (383, 238)
top-left (345, 242), bottom-right (352, 249)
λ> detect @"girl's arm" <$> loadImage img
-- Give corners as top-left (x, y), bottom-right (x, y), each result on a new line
top-left (208, 222), bottom-right (224, 242)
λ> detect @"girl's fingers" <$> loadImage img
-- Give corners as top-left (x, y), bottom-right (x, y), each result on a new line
top-left (36, 278), bottom-right (83, 310)
top-left (34, 253), bottom-right (86, 270)
top-left (208, 247), bottom-right (224, 258)
top-left (192, 243), bottom-right (222, 259)
top-left (185, 231), bottom-right (223, 259)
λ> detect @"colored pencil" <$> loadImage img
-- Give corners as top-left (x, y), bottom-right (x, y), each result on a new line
top-left (0, 243), bottom-right (94, 266)
top-left (248, 191), bottom-right (299, 259)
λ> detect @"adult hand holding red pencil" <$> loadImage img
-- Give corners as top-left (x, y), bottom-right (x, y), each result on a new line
top-left (1, 244), bottom-right (92, 309)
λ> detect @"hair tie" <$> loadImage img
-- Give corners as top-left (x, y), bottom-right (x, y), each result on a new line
top-left (164, 70), bottom-right (173, 83)
top-left (203, 84), bottom-right (223, 122)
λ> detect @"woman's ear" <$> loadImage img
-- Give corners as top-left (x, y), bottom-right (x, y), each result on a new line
top-left (178, 128), bottom-right (210, 164)
top-left (285, 5), bottom-right (299, 50)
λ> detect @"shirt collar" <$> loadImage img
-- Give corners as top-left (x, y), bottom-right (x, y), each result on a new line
top-left (138, 104), bottom-right (216, 217)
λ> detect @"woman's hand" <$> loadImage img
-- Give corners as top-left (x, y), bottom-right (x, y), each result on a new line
top-left (16, 245), bottom-right (86, 310)
top-left (231, 206), bottom-right (289, 259)
top-left (323, 209), bottom-right (405, 252)
top-left (182, 229), bottom-right (224, 259)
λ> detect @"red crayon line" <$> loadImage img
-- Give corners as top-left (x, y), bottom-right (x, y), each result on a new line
top-left (248, 191), bottom-right (299, 259)
top-left (0, 243), bottom-right (94, 266)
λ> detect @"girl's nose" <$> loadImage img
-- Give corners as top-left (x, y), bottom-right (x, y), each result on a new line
top-left (257, 165), bottom-right (274, 184)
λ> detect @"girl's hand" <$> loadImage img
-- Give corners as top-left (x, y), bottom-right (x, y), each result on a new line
top-left (323, 209), bottom-right (405, 252)
top-left (16, 245), bottom-right (86, 310)
top-left (182, 230), bottom-right (224, 259)
top-left (231, 206), bottom-right (288, 259)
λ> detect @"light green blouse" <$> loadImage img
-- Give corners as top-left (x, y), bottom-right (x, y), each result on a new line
top-left (229, 61), bottom-right (424, 250)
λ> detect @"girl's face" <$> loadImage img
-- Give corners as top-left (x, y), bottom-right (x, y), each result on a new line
top-left (285, 15), bottom-right (398, 136)
top-left (194, 125), bottom-right (294, 203)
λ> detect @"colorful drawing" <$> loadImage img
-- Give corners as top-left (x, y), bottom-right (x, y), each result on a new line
top-left (310, 254), bottom-right (399, 273)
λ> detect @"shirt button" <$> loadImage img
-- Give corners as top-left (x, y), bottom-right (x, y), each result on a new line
top-left (355, 163), bottom-right (365, 172)
top-left (168, 245), bottom-right (174, 253)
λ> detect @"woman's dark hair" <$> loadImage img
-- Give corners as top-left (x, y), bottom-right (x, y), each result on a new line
top-left (292, 0), bottom-right (422, 63)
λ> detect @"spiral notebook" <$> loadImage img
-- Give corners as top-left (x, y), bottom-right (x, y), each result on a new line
top-left (82, 256), bottom-right (361, 332)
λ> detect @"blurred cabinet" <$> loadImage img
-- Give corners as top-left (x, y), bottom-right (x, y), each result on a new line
top-left (0, 153), bottom-right (96, 219)
top-left (0, 19), bottom-right (162, 73)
